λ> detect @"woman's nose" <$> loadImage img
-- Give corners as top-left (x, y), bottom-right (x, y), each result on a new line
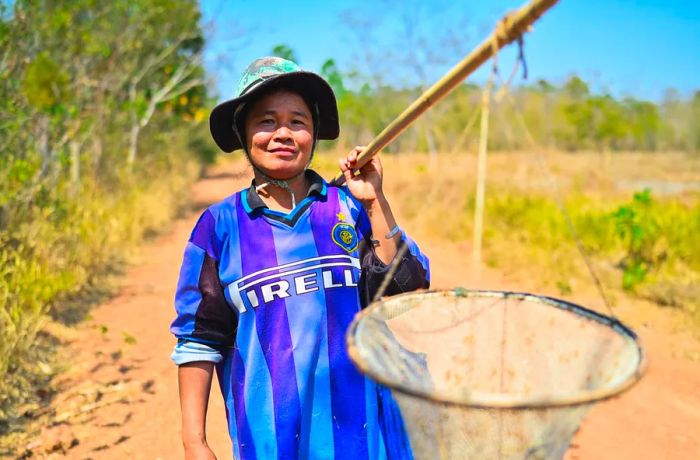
top-left (273, 125), bottom-right (292, 141)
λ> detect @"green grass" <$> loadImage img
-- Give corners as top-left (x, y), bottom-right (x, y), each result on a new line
top-left (481, 191), bottom-right (700, 306)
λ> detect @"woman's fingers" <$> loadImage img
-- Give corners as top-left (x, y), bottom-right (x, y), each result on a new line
top-left (339, 146), bottom-right (369, 181)
top-left (338, 157), bottom-right (355, 182)
top-left (347, 146), bottom-right (366, 166)
top-left (342, 166), bottom-right (355, 184)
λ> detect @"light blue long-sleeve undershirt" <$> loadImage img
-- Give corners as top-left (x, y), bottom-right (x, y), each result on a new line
top-left (171, 340), bottom-right (223, 365)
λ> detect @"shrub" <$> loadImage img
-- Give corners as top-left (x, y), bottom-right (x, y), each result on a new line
top-left (612, 189), bottom-right (663, 290)
top-left (0, 151), bottom-right (200, 432)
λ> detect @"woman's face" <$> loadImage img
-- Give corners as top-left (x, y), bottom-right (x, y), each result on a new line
top-left (244, 89), bottom-right (314, 180)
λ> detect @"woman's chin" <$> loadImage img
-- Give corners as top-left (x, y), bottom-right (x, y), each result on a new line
top-left (259, 163), bottom-right (305, 180)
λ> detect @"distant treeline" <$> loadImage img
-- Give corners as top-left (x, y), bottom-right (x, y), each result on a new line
top-left (317, 58), bottom-right (700, 153)
top-left (0, 0), bottom-right (209, 426)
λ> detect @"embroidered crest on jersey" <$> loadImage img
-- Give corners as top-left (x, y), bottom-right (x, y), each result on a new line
top-left (332, 222), bottom-right (358, 253)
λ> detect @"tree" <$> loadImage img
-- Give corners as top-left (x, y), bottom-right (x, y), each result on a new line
top-left (589, 94), bottom-right (625, 151)
top-left (271, 44), bottom-right (298, 63)
top-left (320, 58), bottom-right (346, 97)
top-left (0, 1), bottom-right (212, 422)
top-left (690, 91), bottom-right (700, 152)
top-left (622, 98), bottom-right (660, 151)
top-left (120, 0), bottom-right (207, 166)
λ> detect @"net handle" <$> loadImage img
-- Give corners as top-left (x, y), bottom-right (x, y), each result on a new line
top-left (329, 0), bottom-right (561, 186)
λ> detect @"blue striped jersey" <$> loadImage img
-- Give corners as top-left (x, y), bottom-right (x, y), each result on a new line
top-left (171, 171), bottom-right (430, 460)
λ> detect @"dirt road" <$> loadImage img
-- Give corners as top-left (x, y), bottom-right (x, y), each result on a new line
top-left (20, 162), bottom-right (700, 459)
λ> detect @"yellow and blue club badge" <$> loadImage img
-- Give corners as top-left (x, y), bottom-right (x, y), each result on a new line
top-left (332, 212), bottom-right (358, 253)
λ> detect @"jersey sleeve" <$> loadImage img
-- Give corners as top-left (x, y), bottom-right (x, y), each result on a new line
top-left (358, 230), bottom-right (431, 307)
top-left (170, 209), bottom-right (237, 355)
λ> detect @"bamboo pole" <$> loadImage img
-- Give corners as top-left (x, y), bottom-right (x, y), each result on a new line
top-left (330, 0), bottom-right (560, 185)
top-left (472, 76), bottom-right (494, 273)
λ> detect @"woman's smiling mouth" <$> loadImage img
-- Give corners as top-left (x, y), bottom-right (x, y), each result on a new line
top-left (269, 147), bottom-right (297, 155)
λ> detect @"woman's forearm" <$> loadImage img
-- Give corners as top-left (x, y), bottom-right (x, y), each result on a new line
top-left (364, 192), bottom-right (400, 265)
top-left (178, 361), bottom-right (215, 449)
top-left (338, 148), bottom-right (401, 264)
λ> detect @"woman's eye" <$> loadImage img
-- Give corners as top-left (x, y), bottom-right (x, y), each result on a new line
top-left (260, 118), bottom-right (274, 125)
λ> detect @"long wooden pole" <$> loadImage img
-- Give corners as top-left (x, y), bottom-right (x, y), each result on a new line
top-left (473, 76), bottom-right (494, 272)
top-left (330, 0), bottom-right (560, 185)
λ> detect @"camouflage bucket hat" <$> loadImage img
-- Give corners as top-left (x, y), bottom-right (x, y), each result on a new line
top-left (209, 56), bottom-right (340, 153)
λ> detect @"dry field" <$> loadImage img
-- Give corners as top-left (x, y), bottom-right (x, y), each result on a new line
top-left (315, 150), bottom-right (700, 323)
top-left (4, 152), bottom-right (699, 459)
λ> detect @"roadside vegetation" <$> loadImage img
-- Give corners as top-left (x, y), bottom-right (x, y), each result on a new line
top-left (315, 151), bottom-right (700, 322)
top-left (0, 0), bottom-right (212, 434)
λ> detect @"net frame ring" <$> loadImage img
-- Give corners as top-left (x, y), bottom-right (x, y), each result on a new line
top-left (346, 288), bottom-right (647, 410)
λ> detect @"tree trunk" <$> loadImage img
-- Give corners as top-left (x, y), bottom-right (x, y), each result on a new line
top-left (92, 87), bottom-right (105, 176)
top-left (128, 122), bottom-right (139, 167)
top-left (127, 82), bottom-right (139, 168)
top-left (38, 115), bottom-right (51, 178)
top-left (92, 135), bottom-right (103, 175)
top-left (70, 140), bottom-right (80, 198)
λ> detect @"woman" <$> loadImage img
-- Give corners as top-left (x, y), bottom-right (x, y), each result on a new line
top-left (170, 56), bottom-right (430, 460)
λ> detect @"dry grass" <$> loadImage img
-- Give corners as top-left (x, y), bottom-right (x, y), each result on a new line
top-left (315, 150), bottom-right (700, 319)
top-left (0, 157), bottom-right (200, 436)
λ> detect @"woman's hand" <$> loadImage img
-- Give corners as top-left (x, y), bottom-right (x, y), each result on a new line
top-left (184, 441), bottom-right (218, 460)
top-left (338, 146), bottom-right (384, 206)
top-left (339, 146), bottom-right (400, 264)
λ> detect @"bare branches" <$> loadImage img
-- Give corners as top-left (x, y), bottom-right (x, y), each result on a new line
top-left (140, 59), bottom-right (206, 129)
top-left (130, 30), bottom-right (200, 87)
top-left (126, 45), bottom-right (205, 165)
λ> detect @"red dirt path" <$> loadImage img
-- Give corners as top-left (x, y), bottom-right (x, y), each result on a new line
top-left (22, 162), bottom-right (700, 459)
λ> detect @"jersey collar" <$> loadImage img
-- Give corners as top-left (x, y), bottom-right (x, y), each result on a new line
top-left (244, 169), bottom-right (327, 213)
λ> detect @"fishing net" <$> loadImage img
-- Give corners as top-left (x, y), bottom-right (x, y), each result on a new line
top-left (347, 289), bottom-right (646, 459)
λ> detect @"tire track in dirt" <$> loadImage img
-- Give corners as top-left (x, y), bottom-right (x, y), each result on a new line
top-left (22, 160), bottom-right (700, 459)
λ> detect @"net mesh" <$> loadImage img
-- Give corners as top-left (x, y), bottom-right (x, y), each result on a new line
top-left (347, 290), bottom-right (645, 459)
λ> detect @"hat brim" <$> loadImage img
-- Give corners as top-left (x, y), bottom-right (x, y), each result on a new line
top-left (209, 71), bottom-right (340, 153)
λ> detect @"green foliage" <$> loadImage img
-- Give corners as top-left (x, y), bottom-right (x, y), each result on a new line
top-left (318, 62), bottom-right (695, 152)
top-left (376, 153), bottom-right (700, 317)
top-left (0, 155), bottom-right (199, 428)
top-left (0, 0), bottom-right (210, 431)
top-left (612, 189), bottom-right (662, 290)
top-left (692, 91), bottom-right (700, 151)
top-left (122, 331), bottom-right (137, 345)
top-left (564, 75), bottom-right (590, 99)
top-left (481, 187), bottom-right (695, 297)
top-left (320, 58), bottom-right (346, 97)
top-left (21, 51), bottom-right (69, 111)
top-left (271, 44), bottom-right (298, 62)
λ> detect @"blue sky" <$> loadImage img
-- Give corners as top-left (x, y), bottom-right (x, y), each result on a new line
top-left (200, 0), bottom-right (699, 102)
